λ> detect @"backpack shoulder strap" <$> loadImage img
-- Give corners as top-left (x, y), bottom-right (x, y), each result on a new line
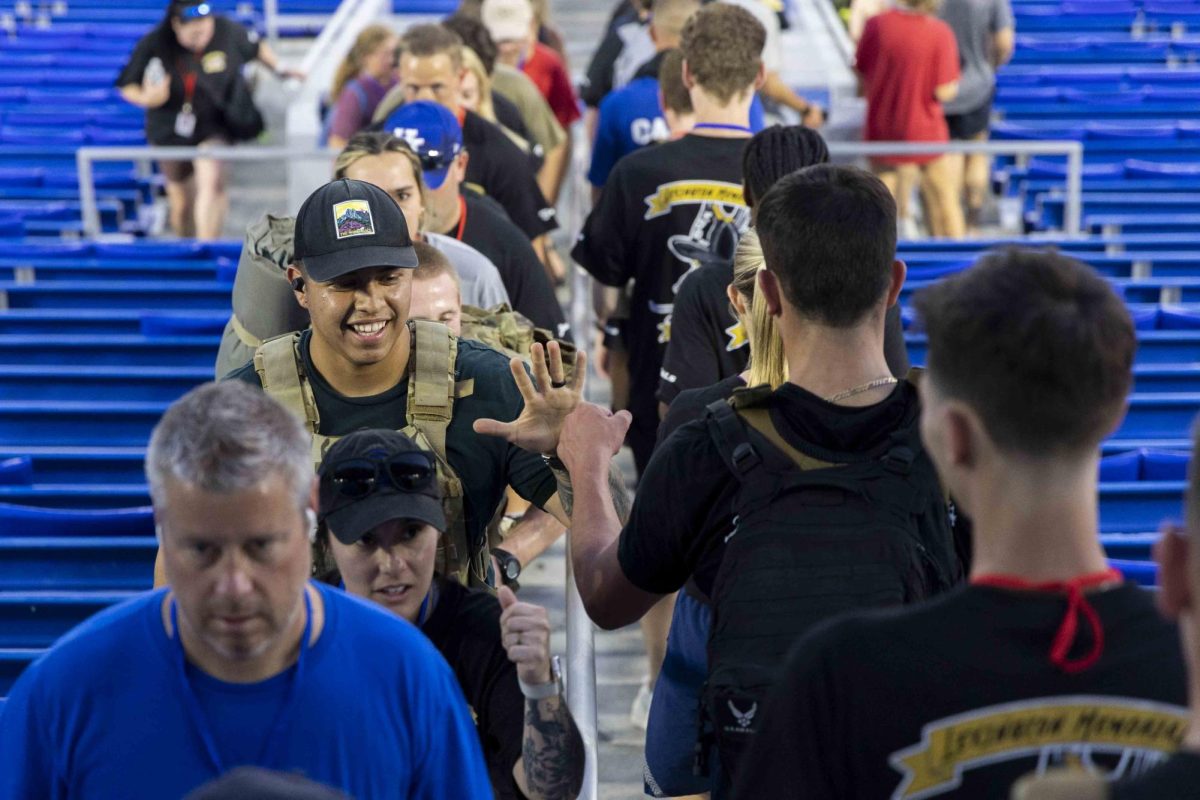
top-left (406, 320), bottom-right (461, 462)
top-left (736, 407), bottom-right (837, 472)
top-left (705, 398), bottom-right (763, 481)
top-left (254, 332), bottom-right (319, 435)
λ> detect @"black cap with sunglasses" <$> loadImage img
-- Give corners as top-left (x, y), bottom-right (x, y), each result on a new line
top-left (317, 430), bottom-right (444, 545)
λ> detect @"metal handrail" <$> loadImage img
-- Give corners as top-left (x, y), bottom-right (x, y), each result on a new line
top-left (825, 139), bottom-right (1085, 234)
top-left (75, 145), bottom-right (335, 237)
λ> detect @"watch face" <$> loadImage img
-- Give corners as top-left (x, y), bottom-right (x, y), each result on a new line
top-left (504, 560), bottom-right (520, 580)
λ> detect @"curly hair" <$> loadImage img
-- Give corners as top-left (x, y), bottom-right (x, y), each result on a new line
top-left (680, 4), bottom-right (765, 104)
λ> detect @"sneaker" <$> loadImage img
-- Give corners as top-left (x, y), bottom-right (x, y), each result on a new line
top-left (630, 679), bottom-right (653, 731)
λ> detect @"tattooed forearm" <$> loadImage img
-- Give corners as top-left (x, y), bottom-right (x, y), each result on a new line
top-left (522, 695), bottom-right (585, 800)
top-left (549, 463), bottom-right (573, 519)
top-left (551, 461), bottom-right (630, 526)
top-left (607, 462), bottom-right (631, 525)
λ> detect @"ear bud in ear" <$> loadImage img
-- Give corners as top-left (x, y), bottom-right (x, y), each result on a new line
top-left (305, 508), bottom-right (318, 543)
top-left (290, 277), bottom-right (305, 292)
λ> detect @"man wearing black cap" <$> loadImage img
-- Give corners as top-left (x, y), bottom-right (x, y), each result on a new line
top-left (315, 429), bottom-right (585, 800)
top-left (224, 178), bottom-right (574, 587)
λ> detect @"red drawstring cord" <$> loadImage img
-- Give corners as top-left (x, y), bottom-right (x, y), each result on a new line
top-left (971, 568), bottom-right (1123, 675)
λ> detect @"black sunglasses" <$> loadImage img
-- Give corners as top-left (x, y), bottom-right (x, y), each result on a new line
top-left (327, 451), bottom-right (436, 500)
top-left (418, 148), bottom-right (454, 173)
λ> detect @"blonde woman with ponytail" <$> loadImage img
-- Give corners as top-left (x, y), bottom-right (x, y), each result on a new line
top-left (326, 25), bottom-right (398, 150)
top-left (728, 228), bottom-right (788, 391)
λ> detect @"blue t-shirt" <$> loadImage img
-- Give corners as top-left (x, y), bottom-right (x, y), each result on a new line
top-left (588, 71), bottom-right (766, 188)
top-left (0, 583), bottom-right (493, 800)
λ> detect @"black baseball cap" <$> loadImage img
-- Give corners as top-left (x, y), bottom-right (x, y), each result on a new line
top-left (293, 179), bottom-right (418, 283)
top-left (317, 429), bottom-right (446, 545)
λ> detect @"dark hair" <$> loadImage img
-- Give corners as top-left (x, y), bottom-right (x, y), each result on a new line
top-left (657, 49), bottom-right (691, 115)
top-left (680, 4), bottom-right (764, 104)
top-left (743, 125), bottom-right (830, 209)
top-left (443, 13), bottom-right (498, 74)
top-left (399, 24), bottom-right (465, 71)
top-left (914, 248), bottom-right (1134, 456)
top-left (755, 164), bottom-right (896, 328)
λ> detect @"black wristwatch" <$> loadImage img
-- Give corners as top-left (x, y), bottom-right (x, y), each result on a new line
top-left (491, 548), bottom-right (521, 590)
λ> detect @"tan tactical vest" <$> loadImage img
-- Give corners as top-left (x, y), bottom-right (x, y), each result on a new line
top-left (253, 320), bottom-right (483, 586)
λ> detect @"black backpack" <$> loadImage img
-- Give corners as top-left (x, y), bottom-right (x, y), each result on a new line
top-left (698, 385), bottom-right (961, 795)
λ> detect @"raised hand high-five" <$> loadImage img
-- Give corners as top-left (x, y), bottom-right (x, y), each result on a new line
top-left (473, 341), bottom-right (587, 456)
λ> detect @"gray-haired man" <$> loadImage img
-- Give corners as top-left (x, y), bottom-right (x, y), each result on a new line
top-left (0, 381), bottom-right (492, 799)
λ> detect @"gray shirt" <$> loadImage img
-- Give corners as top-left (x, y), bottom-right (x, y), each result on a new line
top-left (425, 232), bottom-right (510, 309)
top-left (939, 0), bottom-right (1014, 115)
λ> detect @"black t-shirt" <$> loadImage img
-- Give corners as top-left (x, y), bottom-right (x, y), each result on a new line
top-left (491, 90), bottom-right (540, 164)
top-left (116, 16), bottom-right (259, 146)
top-left (657, 262), bottom-right (913, 405)
top-left (225, 330), bottom-right (557, 549)
top-left (657, 374), bottom-right (745, 447)
top-left (461, 109), bottom-right (557, 240)
top-left (733, 583), bottom-right (1190, 800)
top-left (422, 578), bottom-right (525, 800)
top-left (1111, 751), bottom-right (1200, 799)
top-left (580, 6), bottom-right (645, 107)
top-left (657, 262), bottom-right (750, 406)
top-left (618, 379), bottom-right (920, 599)
top-left (446, 192), bottom-right (569, 340)
top-left (572, 133), bottom-right (750, 436)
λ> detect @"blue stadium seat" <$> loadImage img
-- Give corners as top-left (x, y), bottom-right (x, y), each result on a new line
top-left (0, 538), bottom-right (155, 591)
top-left (0, 591), bottom-right (140, 648)
top-left (1109, 559), bottom-right (1159, 587)
top-left (0, 400), bottom-right (170, 447)
top-left (1101, 533), bottom-right (1159, 561)
top-left (0, 447), bottom-right (149, 484)
top-left (0, 503), bottom-right (153, 536)
top-left (0, 366), bottom-right (210, 402)
top-left (0, 335), bottom-right (223, 367)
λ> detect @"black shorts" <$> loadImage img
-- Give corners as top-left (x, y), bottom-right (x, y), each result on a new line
top-left (945, 96), bottom-right (993, 140)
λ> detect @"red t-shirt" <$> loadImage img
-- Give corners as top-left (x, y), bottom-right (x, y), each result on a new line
top-left (855, 9), bottom-right (960, 165)
top-left (522, 42), bottom-right (581, 129)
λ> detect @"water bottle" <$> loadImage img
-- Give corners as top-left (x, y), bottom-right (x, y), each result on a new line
top-left (144, 57), bottom-right (166, 87)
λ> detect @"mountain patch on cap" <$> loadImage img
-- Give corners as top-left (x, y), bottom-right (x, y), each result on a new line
top-left (333, 199), bottom-right (375, 240)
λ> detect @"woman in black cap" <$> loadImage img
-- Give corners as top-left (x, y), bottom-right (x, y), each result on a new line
top-left (315, 428), bottom-right (585, 800)
top-left (116, 1), bottom-right (300, 240)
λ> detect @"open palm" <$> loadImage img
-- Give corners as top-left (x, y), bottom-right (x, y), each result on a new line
top-left (474, 341), bottom-right (587, 455)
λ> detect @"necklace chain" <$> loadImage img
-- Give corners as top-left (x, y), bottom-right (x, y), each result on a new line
top-left (824, 376), bottom-right (898, 403)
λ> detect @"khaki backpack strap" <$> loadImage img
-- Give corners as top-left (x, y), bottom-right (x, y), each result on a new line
top-left (406, 320), bottom-right (458, 457)
top-left (736, 407), bottom-right (838, 472)
top-left (255, 333), bottom-right (319, 435)
top-left (230, 314), bottom-right (263, 348)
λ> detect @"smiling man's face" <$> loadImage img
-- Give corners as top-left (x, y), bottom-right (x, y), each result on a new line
top-left (295, 264), bottom-right (413, 375)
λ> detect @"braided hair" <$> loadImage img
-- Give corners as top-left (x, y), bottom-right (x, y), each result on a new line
top-left (742, 125), bottom-right (830, 210)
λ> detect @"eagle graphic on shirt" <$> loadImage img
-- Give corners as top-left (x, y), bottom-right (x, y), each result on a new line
top-left (641, 180), bottom-right (751, 344)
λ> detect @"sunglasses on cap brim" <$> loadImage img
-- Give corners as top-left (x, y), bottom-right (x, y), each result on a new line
top-left (177, 2), bottom-right (213, 19)
top-left (327, 451), bottom-right (436, 502)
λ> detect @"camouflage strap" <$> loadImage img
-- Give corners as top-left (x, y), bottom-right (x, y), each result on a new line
top-left (403, 320), bottom-right (479, 587)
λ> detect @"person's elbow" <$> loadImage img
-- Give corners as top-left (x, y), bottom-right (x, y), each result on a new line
top-left (994, 28), bottom-right (1015, 66)
top-left (935, 80), bottom-right (959, 103)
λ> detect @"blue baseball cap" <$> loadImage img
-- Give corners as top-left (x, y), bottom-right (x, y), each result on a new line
top-left (382, 101), bottom-right (464, 190)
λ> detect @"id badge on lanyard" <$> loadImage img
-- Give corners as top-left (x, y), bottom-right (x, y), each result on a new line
top-left (175, 70), bottom-right (197, 138)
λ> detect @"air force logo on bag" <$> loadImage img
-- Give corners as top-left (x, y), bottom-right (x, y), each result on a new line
top-left (333, 199), bottom-right (375, 239)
